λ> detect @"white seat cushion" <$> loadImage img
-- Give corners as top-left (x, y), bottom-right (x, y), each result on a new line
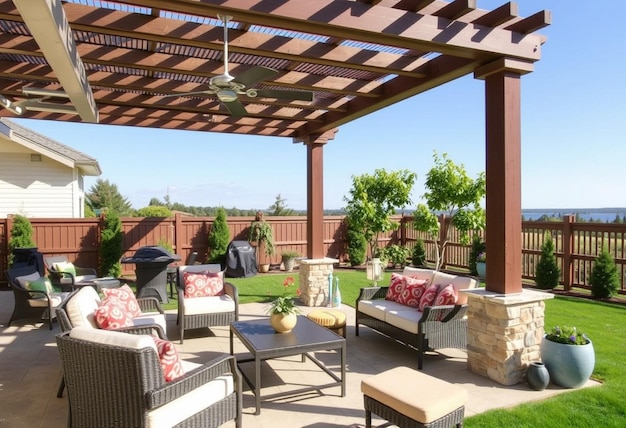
top-left (66, 286), bottom-right (101, 328)
top-left (147, 373), bottom-right (234, 428)
top-left (183, 295), bottom-right (235, 316)
top-left (133, 313), bottom-right (167, 333)
top-left (385, 309), bottom-right (423, 334)
top-left (28, 292), bottom-right (69, 308)
top-left (358, 299), bottom-right (408, 323)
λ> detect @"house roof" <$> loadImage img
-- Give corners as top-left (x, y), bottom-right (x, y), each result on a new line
top-left (0, 117), bottom-right (102, 175)
top-left (0, 0), bottom-right (550, 142)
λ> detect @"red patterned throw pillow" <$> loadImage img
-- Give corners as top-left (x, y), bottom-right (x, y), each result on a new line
top-left (94, 298), bottom-right (134, 330)
top-left (102, 284), bottom-right (142, 318)
top-left (153, 337), bottom-right (185, 382)
top-left (396, 277), bottom-right (429, 308)
top-left (435, 283), bottom-right (458, 306)
top-left (385, 273), bottom-right (405, 302)
top-left (183, 271), bottom-right (224, 298)
top-left (418, 283), bottom-right (439, 312)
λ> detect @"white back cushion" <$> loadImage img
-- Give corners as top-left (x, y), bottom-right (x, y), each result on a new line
top-left (431, 271), bottom-right (477, 305)
top-left (66, 286), bottom-right (101, 328)
top-left (402, 267), bottom-right (436, 283)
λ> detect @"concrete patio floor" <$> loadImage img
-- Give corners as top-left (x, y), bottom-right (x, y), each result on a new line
top-left (0, 290), bottom-right (599, 428)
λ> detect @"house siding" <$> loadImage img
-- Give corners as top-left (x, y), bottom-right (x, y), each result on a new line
top-left (0, 152), bottom-right (76, 218)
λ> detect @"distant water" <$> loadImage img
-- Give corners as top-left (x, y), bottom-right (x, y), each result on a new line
top-left (522, 211), bottom-right (626, 222)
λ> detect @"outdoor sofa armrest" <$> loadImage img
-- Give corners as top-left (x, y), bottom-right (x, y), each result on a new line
top-left (146, 354), bottom-right (242, 409)
top-left (137, 297), bottom-right (165, 314)
top-left (116, 324), bottom-right (167, 339)
top-left (224, 282), bottom-right (239, 303)
top-left (357, 286), bottom-right (388, 302)
top-left (420, 304), bottom-right (467, 323)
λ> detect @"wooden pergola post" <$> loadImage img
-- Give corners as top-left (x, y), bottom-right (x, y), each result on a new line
top-left (475, 58), bottom-right (534, 295)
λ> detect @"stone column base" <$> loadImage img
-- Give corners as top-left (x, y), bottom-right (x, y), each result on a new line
top-left (298, 258), bottom-right (338, 306)
top-left (464, 288), bottom-right (554, 385)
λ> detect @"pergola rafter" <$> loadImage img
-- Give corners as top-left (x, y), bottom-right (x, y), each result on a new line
top-left (0, 0), bottom-right (551, 296)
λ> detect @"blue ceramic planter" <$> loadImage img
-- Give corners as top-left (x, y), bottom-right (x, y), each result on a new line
top-left (476, 262), bottom-right (486, 278)
top-left (541, 336), bottom-right (595, 388)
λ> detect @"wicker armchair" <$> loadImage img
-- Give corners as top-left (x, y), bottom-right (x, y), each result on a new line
top-left (5, 265), bottom-right (69, 330)
top-left (177, 264), bottom-right (239, 344)
top-left (56, 327), bottom-right (242, 428)
top-left (44, 255), bottom-right (98, 292)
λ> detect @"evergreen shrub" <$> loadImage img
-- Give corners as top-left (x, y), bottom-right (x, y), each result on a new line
top-left (208, 207), bottom-right (230, 264)
top-left (100, 212), bottom-right (123, 277)
top-left (589, 248), bottom-right (619, 298)
top-left (535, 232), bottom-right (560, 289)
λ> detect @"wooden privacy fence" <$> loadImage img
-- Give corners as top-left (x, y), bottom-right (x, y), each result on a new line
top-left (1, 214), bottom-right (625, 294)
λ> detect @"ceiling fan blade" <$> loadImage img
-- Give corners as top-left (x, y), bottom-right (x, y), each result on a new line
top-left (222, 99), bottom-right (248, 117)
top-left (254, 89), bottom-right (314, 102)
top-left (161, 90), bottom-right (214, 98)
top-left (235, 66), bottom-right (279, 87)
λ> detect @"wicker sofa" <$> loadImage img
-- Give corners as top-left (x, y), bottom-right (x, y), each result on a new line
top-left (356, 267), bottom-right (478, 369)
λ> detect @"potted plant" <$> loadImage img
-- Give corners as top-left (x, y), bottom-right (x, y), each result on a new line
top-left (541, 325), bottom-right (595, 388)
top-left (475, 251), bottom-right (486, 278)
top-left (281, 250), bottom-right (299, 272)
top-left (267, 276), bottom-right (301, 333)
top-left (249, 211), bottom-right (275, 273)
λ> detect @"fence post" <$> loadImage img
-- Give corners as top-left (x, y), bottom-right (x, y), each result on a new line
top-left (174, 213), bottom-right (183, 259)
top-left (400, 215), bottom-right (407, 247)
top-left (562, 215), bottom-right (575, 291)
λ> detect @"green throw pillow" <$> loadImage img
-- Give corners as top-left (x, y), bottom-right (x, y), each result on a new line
top-left (26, 277), bottom-right (53, 294)
top-left (54, 261), bottom-right (76, 277)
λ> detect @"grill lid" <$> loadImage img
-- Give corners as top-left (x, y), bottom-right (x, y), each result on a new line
top-left (121, 245), bottom-right (181, 263)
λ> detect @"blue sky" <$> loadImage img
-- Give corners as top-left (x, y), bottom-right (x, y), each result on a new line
top-left (12, 0), bottom-right (626, 211)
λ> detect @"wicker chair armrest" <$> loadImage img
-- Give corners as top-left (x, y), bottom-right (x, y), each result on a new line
top-left (115, 323), bottom-right (167, 339)
top-left (224, 282), bottom-right (239, 304)
top-left (357, 286), bottom-right (388, 302)
top-left (146, 354), bottom-right (240, 409)
top-left (420, 305), bottom-right (467, 323)
top-left (137, 297), bottom-right (165, 314)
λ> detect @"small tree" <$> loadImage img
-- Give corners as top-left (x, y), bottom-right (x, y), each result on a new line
top-left (344, 168), bottom-right (416, 261)
top-left (100, 212), bottom-right (123, 277)
top-left (468, 235), bottom-right (486, 276)
top-left (412, 152), bottom-right (486, 271)
top-left (589, 248), bottom-right (619, 298)
top-left (249, 211), bottom-right (275, 266)
top-left (267, 194), bottom-right (294, 216)
top-left (86, 178), bottom-right (133, 217)
top-left (346, 219), bottom-right (367, 266)
top-left (8, 214), bottom-right (36, 266)
top-left (535, 232), bottom-right (560, 290)
top-left (208, 207), bottom-right (230, 264)
top-left (411, 239), bottom-right (426, 267)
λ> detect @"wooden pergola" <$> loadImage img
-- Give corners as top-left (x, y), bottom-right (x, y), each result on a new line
top-left (0, 0), bottom-right (550, 295)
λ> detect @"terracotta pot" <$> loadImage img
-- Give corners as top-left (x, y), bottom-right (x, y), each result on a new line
top-left (259, 263), bottom-right (270, 273)
top-left (269, 313), bottom-right (297, 333)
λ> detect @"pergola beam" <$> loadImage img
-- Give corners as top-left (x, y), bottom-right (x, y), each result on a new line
top-left (11, 0), bottom-right (98, 123)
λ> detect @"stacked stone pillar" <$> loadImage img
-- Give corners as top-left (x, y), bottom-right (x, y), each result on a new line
top-left (298, 258), bottom-right (338, 306)
top-left (465, 289), bottom-right (553, 385)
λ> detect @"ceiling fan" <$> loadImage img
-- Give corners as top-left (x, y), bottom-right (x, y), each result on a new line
top-left (164, 14), bottom-right (314, 117)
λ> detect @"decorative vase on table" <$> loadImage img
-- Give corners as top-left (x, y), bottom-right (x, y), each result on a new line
top-left (269, 313), bottom-right (297, 333)
top-left (541, 335), bottom-right (595, 388)
top-left (526, 362), bottom-right (550, 391)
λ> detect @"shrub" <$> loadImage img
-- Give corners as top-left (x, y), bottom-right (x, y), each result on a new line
top-left (8, 214), bottom-right (36, 267)
top-left (535, 232), bottom-right (560, 290)
top-left (412, 239), bottom-right (427, 267)
top-left (468, 235), bottom-right (486, 275)
top-left (379, 244), bottom-right (411, 268)
top-left (208, 207), bottom-right (230, 264)
top-left (135, 206), bottom-right (172, 217)
top-left (100, 212), bottom-right (123, 277)
top-left (589, 248), bottom-right (619, 298)
top-left (346, 221), bottom-right (367, 266)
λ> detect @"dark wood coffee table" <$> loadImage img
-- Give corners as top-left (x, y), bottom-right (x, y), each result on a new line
top-left (230, 315), bottom-right (346, 415)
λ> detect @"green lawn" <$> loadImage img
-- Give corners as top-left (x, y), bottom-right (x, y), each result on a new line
top-left (162, 269), bottom-right (626, 426)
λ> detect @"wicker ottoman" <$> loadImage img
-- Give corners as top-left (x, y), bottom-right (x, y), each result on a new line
top-left (361, 366), bottom-right (467, 428)
top-left (306, 309), bottom-right (347, 338)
